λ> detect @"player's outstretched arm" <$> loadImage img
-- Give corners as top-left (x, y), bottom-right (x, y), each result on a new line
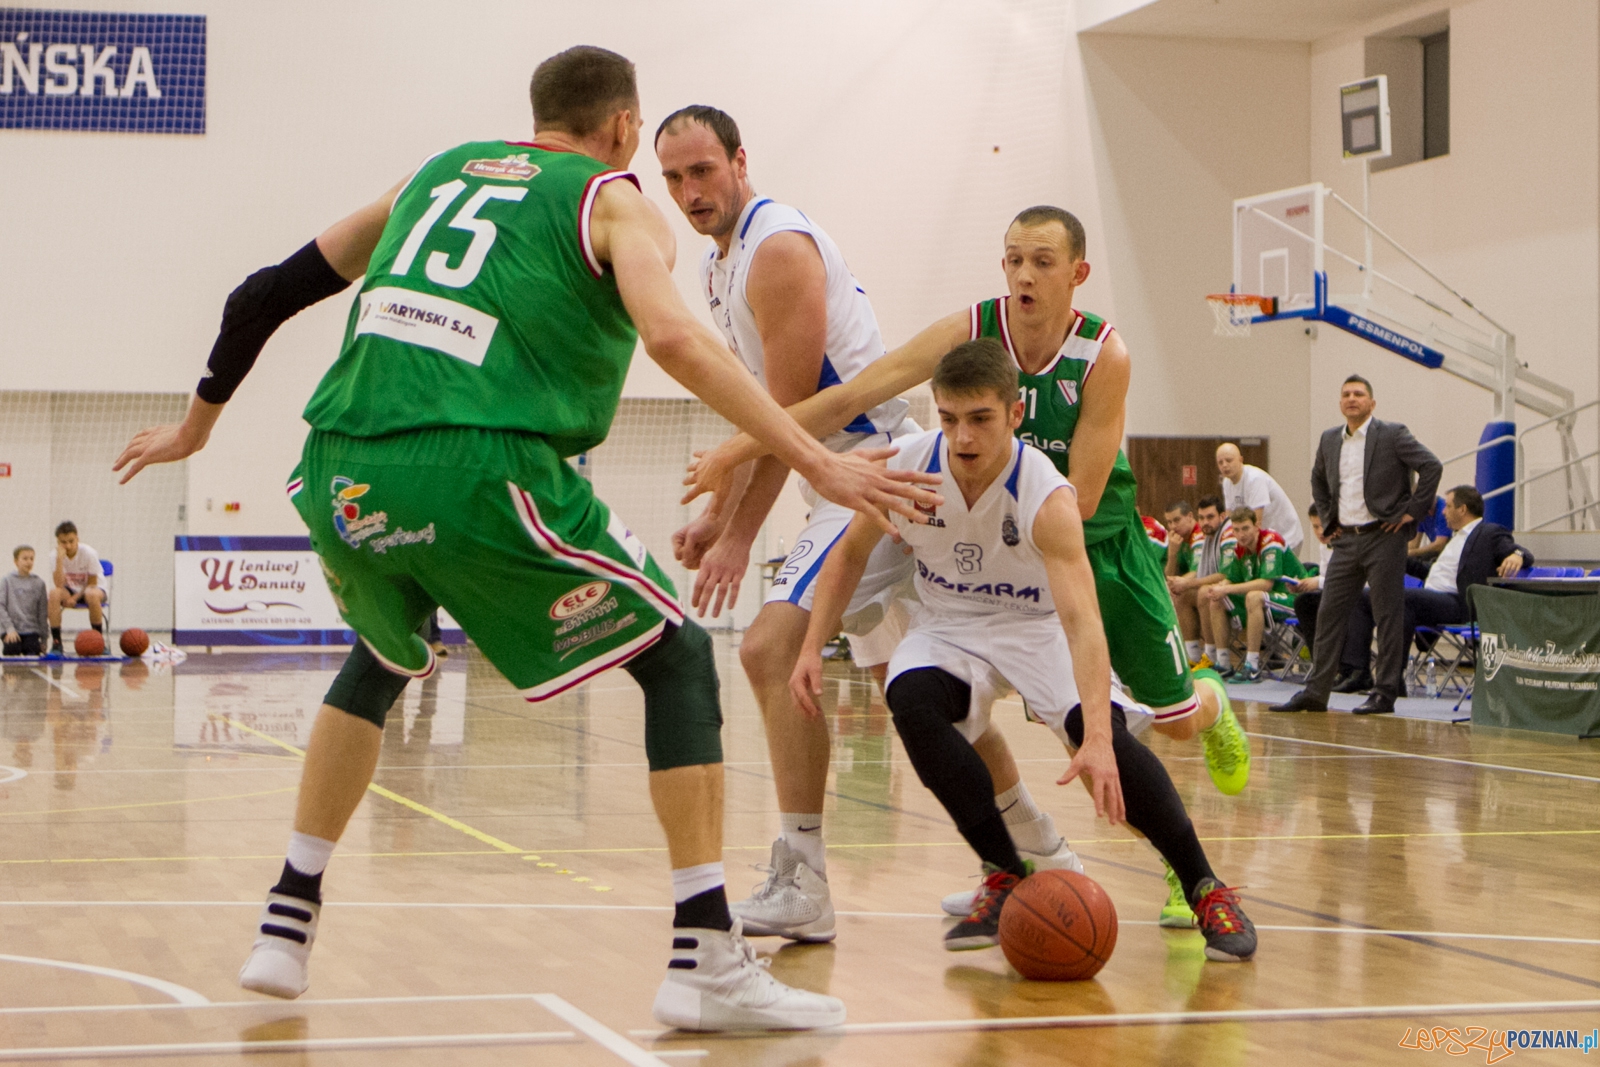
top-left (114, 175), bottom-right (410, 484)
top-left (1033, 487), bottom-right (1126, 824)
top-left (593, 179), bottom-right (941, 532)
top-left (1066, 331), bottom-right (1130, 523)
top-left (681, 310), bottom-right (970, 504)
top-left (789, 513), bottom-right (883, 719)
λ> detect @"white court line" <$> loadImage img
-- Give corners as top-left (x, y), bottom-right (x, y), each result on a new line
top-left (0, 991), bottom-right (563, 1017)
top-left (0, 766), bottom-right (26, 784)
top-left (0, 954), bottom-right (207, 1005)
top-left (632, 997), bottom-right (1600, 1041)
top-left (28, 670), bottom-right (82, 701)
top-left (0, 1031), bottom-right (576, 1062)
top-left (5, 902), bottom-right (1599, 949)
top-left (532, 994), bottom-right (669, 1066)
top-left (1243, 731), bottom-right (1600, 784)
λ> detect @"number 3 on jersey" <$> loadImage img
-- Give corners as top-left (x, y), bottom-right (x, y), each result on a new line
top-left (392, 179), bottom-right (528, 289)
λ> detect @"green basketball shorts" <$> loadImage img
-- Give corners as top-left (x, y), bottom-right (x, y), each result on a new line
top-left (289, 427), bottom-right (682, 700)
top-left (1086, 514), bottom-right (1198, 723)
top-left (1225, 589), bottom-right (1296, 627)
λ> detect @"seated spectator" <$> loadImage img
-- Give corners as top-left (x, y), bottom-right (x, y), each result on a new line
top-left (1284, 504), bottom-right (1334, 650)
top-left (2, 546), bottom-right (49, 657)
top-left (1333, 485), bottom-right (1530, 694)
top-left (47, 522), bottom-right (105, 655)
top-left (1199, 507), bottom-right (1305, 681)
top-left (1165, 495), bottom-right (1235, 669)
top-left (1217, 442), bottom-right (1304, 552)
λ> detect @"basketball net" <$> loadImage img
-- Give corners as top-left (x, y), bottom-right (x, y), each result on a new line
top-left (1205, 294), bottom-right (1277, 338)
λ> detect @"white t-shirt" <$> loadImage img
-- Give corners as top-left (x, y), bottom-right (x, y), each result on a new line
top-left (48, 543), bottom-right (103, 592)
top-left (1224, 464), bottom-right (1304, 551)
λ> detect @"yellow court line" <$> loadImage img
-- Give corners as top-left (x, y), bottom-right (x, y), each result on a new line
top-left (220, 717), bottom-right (526, 855)
top-left (0, 786), bottom-right (296, 818)
top-left (0, 849), bottom-right (510, 866)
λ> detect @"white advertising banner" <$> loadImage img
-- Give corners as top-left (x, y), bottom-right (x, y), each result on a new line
top-left (173, 536), bottom-right (461, 646)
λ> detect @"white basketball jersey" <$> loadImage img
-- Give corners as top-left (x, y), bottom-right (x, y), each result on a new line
top-left (888, 430), bottom-right (1073, 619)
top-left (702, 197), bottom-right (909, 451)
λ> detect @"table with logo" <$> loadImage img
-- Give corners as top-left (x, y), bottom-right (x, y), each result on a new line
top-left (1469, 579), bottom-right (1600, 738)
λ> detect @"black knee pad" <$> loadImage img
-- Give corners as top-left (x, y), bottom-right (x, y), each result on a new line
top-left (885, 668), bottom-right (971, 733)
top-left (625, 620), bottom-right (723, 771)
top-left (324, 640), bottom-right (413, 729)
top-left (1063, 702), bottom-right (1131, 747)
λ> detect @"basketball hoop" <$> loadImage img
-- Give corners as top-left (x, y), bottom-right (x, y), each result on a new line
top-left (1206, 294), bottom-right (1278, 337)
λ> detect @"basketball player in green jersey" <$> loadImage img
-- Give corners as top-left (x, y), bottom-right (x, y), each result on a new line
top-left (114, 46), bottom-right (941, 1032)
top-left (685, 206), bottom-right (1250, 925)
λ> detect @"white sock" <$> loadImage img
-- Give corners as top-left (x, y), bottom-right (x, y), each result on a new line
top-left (1246, 651), bottom-right (1260, 668)
top-left (1216, 648), bottom-right (1232, 669)
top-left (285, 831), bottom-right (336, 877)
top-left (1185, 640), bottom-right (1202, 662)
top-left (1204, 644), bottom-right (1217, 661)
top-left (780, 813), bottom-right (827, 876)
top-left (671, 861), bottom-right (726, 903)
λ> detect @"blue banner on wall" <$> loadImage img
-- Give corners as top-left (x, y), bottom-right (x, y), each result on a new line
top-left (0, 7), bottom-right (205, 133)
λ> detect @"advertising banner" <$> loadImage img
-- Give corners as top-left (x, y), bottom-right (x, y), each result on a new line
top-left (173, 536), bottom-right (461, 647)
top-left (1470, 584), bottom-right (1600, 738)
top-left (0, 8), bottom-right (206, 133)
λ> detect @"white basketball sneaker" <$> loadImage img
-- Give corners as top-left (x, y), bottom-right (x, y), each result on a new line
top-left (652, 919), bottom-right (846, 1031)
top-left (238, 892), bottom-right (319, 998)
top-left (939, 837), bottom-right (1085, 917)
top-left (730, 839), bottom-right (836, 942)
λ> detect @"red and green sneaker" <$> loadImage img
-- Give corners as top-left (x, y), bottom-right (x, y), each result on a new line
top-left (943, 864), bottom-right (1028, 951)
top-left (1193, 878), bottom-right (1257, 961)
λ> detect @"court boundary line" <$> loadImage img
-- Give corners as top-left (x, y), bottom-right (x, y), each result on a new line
top-left (1243, 730), bottom-right (1600, 783)
top-left (0, 954), bottom-right (207, 1006)
top-left (533, 993), bottom-right (669, 1066)
top-left (630, 997), bottom-right (1600, 1042)
top-left (4, 903), bottom-right (1597, 949)
top-left (0, 1031), bottom-right (577, 1063)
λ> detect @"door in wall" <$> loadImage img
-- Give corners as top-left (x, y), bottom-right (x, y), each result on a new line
top-left (1125, 436), bottom-right (1269, 520)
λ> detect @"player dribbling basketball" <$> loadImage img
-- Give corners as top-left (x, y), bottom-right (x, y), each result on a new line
top-left (791, 339), bottom-right (1258, 963)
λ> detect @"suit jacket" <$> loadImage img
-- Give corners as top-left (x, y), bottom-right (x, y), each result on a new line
top-left (1312, 418), bottom-right (1442, 533)
top-left (1404, 521), bottom-right (1534, 603)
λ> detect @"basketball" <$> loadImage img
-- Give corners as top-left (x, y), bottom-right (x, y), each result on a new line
top-left (120, 628), bottom-right (150, 657)
top-left (999, 870), bottom-right (1118, 981)
top-left (74, 629), bottom-right (106, 657)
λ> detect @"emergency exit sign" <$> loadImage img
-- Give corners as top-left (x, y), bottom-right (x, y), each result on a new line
top-left (1182, 464), bottom-right (1197, 486)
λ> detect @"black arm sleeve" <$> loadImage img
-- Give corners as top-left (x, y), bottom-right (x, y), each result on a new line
top-left (195, 240), bottom-right (352, 404)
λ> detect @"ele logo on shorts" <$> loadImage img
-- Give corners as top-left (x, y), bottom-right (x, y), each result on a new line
top-left (330, 477), bottom-right (388, 548)
top-left (551, 580), bottom-right (611, 620)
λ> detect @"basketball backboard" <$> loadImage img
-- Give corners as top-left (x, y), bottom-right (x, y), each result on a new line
top-left (1232, 183), bottom-right (1323, 313)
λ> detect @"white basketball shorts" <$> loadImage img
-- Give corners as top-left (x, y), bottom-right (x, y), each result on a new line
top-left (885, 610), bottom-right (1152, 748)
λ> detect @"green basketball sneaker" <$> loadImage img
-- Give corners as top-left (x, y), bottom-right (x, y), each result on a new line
top-left (1158, 860), bottom-right (1198, 928)
top-left (1194, 669), bottom-right (1250, 796)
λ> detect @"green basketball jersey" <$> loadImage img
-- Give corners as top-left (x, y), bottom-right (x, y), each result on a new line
top-left (970, 298), bottom-right (1140, 544)
top-left (1219, 528), bottom-right (1306, 586)
top-left (303, 141), bottom-right (640, 456)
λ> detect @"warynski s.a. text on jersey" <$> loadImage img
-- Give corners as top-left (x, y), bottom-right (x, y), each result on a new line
top-left (887, 430), bottom-right (1074, 619)
top-left (304, 141), bottom-right (639, 457)
top-left (703, 197), bottom-right (908, 452)
top-left (970, 297), bottom-right (1138, 545)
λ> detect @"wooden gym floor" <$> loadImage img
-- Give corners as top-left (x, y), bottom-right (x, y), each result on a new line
top-left (2, 639), bottom-right (1597, 1065)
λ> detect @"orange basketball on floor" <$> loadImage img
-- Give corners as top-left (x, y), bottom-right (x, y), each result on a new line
top-left (119, 628), bottom-right (150, 657)
top-left (74, 629), bottom-right (106, 657)
top-left (999, 869), bottom-right (1118, 980)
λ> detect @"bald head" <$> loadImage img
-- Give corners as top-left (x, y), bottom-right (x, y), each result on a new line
top-left (1216, 443), bottom-right (1243, 483)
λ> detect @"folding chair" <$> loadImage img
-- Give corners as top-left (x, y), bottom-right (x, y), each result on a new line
top-left (1262, 597), bottom-right (1309, 681)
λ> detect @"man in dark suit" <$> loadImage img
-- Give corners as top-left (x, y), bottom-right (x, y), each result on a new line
top-left (1331, 485), bottom-right (1530, 691)
top-left (1271, 375), bottom-right (1442, 715)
